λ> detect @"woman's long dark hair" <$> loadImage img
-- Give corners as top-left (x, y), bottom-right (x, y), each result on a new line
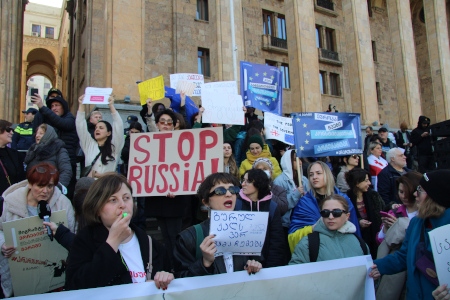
top-left (97, 120), bottom-right (115, 165)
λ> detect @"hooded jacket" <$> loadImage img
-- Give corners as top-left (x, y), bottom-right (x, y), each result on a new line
top-left (0, 180), bottom-right (75, 297)
top-left (289, 219), bottom-right (369, 264)
top-left (273, 149), bottom-right (310, 228)
top-left (33, 96), bottom-right (79, 165)
top-left (235, 191), bottom-right (287, 267)
top-left (410, 116), bottom-right (433, 156)
top-left (239, 144), bottom-right (282, 179)
top-left (24, 124), bottom-right (72, 187)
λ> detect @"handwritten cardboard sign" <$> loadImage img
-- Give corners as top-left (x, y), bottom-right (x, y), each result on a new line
top-left (209, 210), bottom-right (269, 256)
top-left (138, 75), bottom-right (165, 104)
top-left (82, 87), bottom-right (113, 104)
top-left (128, 128), bottom-right (223, 197)
top-left (428, 224), bottom-right (450, 286)
top-left (170, 73), bottom-right (204, 96)
top-left (264, 112), bottom-right (294, 145)
top-left (3, 210), bottom-right (69, 296)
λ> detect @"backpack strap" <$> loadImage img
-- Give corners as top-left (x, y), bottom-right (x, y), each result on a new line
top-left (353, 233), bottom-right (368, 255)
top-left (193, 224), bottom-right (204, 261)
top-left (308, 231), bottom-right (320, 262)
top-left (146, 235), bottom-right (153, 281)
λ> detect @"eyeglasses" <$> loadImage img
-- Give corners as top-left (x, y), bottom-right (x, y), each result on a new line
top-left (350, 155), bottom-right (359, 159)
top-left (241, 178), bottom-right (253, 185)
top-left (320, 209), bottom-right (348, 218)
top-left (208, 186), bottom-right (240, 197)
top-left (158, 119), bottom-right (173, 125)
top-left (35, 166), bottom-right (57, 175)
top-left (416, 185), bottom-right (426, 195)
top-left (5, 127), bottom-right (13, 133)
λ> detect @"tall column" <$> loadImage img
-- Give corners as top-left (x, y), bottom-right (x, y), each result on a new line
top-left (285, 0), bottom-right (322, 113)
top-left (342, 0), bottom-right (379, 125)
top-left (424, 0), bottom-right (450, 122)
top-left (386, 0), bottom-right (421, 127)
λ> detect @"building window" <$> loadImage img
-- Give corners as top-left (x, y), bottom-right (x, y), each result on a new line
top-left (329, 73), bottom-right (341, 96)
top-left (317, 0), bottom-right (334, 11)
top-left (265, 60), bottom-right (277, 67)
top-left (325, 28), bottom-right (336, 52)
top-left (262, 11), bottom-right (273, 36)
top-left (196, 0), bottom-right (208, 21)
top-left (376, 82), bottom-right (382, 103)
top-left (372, 41), bottom-right (377, 61)
top-left (280, 64), bottom-right (290, 89)
top-left (31, 24), bottom-right (41, 37)
top-left (198, 48), bottom-right (210, 77)
top-left (45, 27), bottom-right (55, 39)
top-left (315, 26), bottom-right (321, 48)
top-left (276, 14), bottom-right (287, 40)
top-left (44, 83), bottom-right (51, 89)
top-left (319, 71), bottom-right (326, 94)
top-left (263, 11), bottom-right (287, 40)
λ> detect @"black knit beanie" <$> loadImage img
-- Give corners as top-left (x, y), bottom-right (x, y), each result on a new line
top-left (419, 170), bottom-right (450, 208)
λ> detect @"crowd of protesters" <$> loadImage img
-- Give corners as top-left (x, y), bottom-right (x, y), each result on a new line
top-left (0, 88), bottom-right (448, 300)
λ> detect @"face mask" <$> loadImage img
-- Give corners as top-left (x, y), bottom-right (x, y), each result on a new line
top-left (263, 170), bottom-right (271, 179)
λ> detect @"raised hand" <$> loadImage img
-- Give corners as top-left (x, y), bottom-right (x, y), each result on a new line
top-left (200, 234), bottom-right (216, 267)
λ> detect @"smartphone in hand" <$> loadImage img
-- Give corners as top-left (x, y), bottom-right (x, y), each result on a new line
top-left (30, 88), bottom-right (38, 96)
top-left (380, 211), bottom-right (391, 218)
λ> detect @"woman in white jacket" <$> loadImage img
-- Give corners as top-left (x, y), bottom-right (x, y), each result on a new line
top-left (76, 94), bottom-right (124, 178)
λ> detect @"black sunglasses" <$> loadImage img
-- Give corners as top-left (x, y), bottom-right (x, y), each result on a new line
top-left (350, 154), bottom-right (359, 159)
top-left (5, 127), bottom-right (13, 133)
top-left (208, 186), bottom-right (240, 197)
top-left (320, 209), bottom-right (348, 218)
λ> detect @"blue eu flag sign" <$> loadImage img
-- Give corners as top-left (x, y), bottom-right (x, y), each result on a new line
top-left (291, 112), bottom-right (363, 157)
top-left (240, 61), bottom-right (282, 115)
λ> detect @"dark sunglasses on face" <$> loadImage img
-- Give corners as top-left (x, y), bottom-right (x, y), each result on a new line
top-left (351, 154), bottom-right (359, 159)
top-left (5, 127), bottom-right (13, 133)
top-left (320, 209), bottom-right (348, 218)
top-left (158, 119), bottom-right (173, 125)
top-left (208, 186), bottom-right (240, 197)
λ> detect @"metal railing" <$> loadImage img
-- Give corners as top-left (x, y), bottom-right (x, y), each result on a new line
top-left (270, 36), bottom-right (287, 49)
top-left (320, 48), bottom-right (339, 61)
top-left (317, 0), bottom-right (334, 11)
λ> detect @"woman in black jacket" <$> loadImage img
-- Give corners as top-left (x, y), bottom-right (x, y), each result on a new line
top-left (345, 168), bottom-right (384, 258)
top-left (174, 173), bottom-right (262, 278)
top-left (66, 173), bottom-right (173, 290)
top-left (0, 120), bottom-right (25, 195)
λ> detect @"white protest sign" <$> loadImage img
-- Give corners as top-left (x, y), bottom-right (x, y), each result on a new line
top-left (16, 256), bottom-right (375, 300)
top-left (209, 210), bottom-right (269, 256)
top-left (3, 210), bottom-right (69, 297)
top-left (428, 224), bottom-right (450, 286)
top-left (175, 81), bottom-right (196, 96)
top-left (82, 87), bottom-right (113, 104)
top-left (201, 94), bottom-right (245, 125)
top-left (170, 73), bottom-right (204, 96)
top-left (264, 112), bottom-right (294, 145)
top-left (128, 128), bottom-right (223, 197)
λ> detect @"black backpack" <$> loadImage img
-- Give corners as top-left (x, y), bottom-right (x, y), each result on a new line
top-left (308, 231), bottom-right (368, 262)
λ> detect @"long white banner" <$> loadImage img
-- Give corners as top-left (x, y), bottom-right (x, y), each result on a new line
top-left (15, 255), bottom-right (375, 300)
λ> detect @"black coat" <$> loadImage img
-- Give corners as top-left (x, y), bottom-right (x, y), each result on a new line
top-left (410, 125), bottom-right (432, 156)
top-left (147, 195), bottom-right (189, 218)
top-left (0, 147), bottom-right (25, 195)
top-left (173, 219), bottom-right (255, 278)
top-left (377, 164), bottom-right (409, 209)
top-left (347, 189), bottom-right (383, 259)
top-left (65, 223), bottom-right (170, 290)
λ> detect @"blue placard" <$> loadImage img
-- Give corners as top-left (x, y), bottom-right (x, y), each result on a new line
top-left (240, 61), bottom-right (283, 115)
top-left (291, 112), bottom-right (363, 157)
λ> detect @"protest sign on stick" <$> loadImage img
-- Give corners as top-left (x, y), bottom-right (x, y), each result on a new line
top-left (209, 210), bottom-right (269, 256)
top-left (138, 75), bottom-right (165, 105)
top-left (170, 73), bottom-right (204, 96)
top-left (3, 211), bottom-right (69, 297)
top-left (428, 224), bottom-right (450, 286)
top-left (82, 87), bottom-right (113, 104)
top-left (128, 128), bottom-right (223, 197)
top-left (291, 112), bottom-right (362, 157)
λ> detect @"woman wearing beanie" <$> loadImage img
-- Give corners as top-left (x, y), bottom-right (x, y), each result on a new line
top-left (370, 169), bottom-right (450, 300)
top-left (239, 134), bottom-right (281, 178)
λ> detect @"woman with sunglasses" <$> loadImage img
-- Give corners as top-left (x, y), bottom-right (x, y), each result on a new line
top-left (237, 168), bottom-right (288, 267)
top-left (76, 94), bottom-right (124, 178)
top-left (367, 141), bottom-right (388, 191)
top-left (370, 169), bottom-right (450, 300)
top-left (345, 168), bottom-right (383, 258)
top-left (0, 162), bottom-right (75, 297)
top-left (174, 173), bottom-right (262, 277)
top-left (288, 161), bottom-right (361, 253)
top-left (0, 120), bottom-right (26, 195)
top-left (289, 195), bottom-right (369, 264)
top-left (66, 173), bottom-right (173, 290)
top-left (24, 123), bottom-right (72, 190)
top-left (336, 154), bottom-right (360, 193)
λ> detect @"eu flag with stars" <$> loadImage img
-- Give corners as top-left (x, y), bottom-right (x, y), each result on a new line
top-left (240, 61), bottom-right (282, 115)
top-left (291, 112), bottom-right (362, 157)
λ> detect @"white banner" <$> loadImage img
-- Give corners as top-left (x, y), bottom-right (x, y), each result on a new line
top-left (209, 210), bottom-right (269, 256)
top-left (170, 73), bottom-right (204, 96)
top-left (14, 256), bottom-right (375, 300)
top-left (264, 112), bottom-right (294, 145)
top-left (82, 87), bottom-right (113, 104)
top-left (428, 224), bottom-right (450, 286)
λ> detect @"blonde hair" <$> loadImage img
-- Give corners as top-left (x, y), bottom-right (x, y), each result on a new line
top-left (307, 161), bottom-right (335, 197)
top-left (418, 196), bottom-right (446, 219)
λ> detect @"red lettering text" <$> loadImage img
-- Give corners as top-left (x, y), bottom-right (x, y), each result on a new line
top-left (154, 133), bottom-right (173, 162)
top-left (133, 135), bottom-right (151, 164)
top-left (199, 130), bottom-right (218, 160)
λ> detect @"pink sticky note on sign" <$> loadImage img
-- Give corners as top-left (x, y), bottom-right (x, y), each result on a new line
top-left (90, 96), bottom-right (104, 102)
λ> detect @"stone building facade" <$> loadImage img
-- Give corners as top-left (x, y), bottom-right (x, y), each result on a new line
top-left (4, 0), bottom-right (450, 127)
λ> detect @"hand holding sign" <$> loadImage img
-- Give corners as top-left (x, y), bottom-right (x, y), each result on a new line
top-left (83, 87), bottom-right (113, 104)
top-left (200, 234), bottom-right (217, 267)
